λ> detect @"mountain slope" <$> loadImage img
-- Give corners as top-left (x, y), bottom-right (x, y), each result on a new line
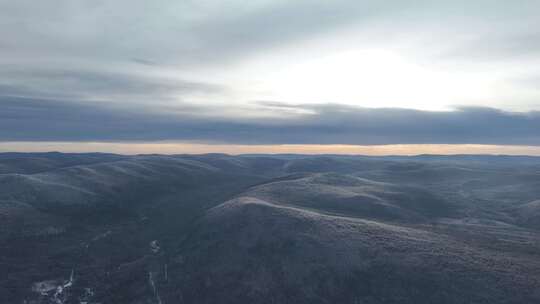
top-left (163, 196), bottom-right (540, 304)
top-left (242, 173), bottom-right (456, 222)
top-left (1, 153), bottom-right (540, 303)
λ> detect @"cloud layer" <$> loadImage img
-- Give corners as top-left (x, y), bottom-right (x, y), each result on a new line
top-left (2, 97), bottom-right (538, 145)
top-left (1, 0), bottom-right (540, 147)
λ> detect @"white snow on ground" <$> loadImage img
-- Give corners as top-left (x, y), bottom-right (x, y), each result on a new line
top-left (32, 280), bottom-right (59, 295)
top-left (150, 240), bottom-right (160, 253)
top-left (148, 271), bottom-right (163, 304)
top-left (31, 269), bottom-right (75, 304)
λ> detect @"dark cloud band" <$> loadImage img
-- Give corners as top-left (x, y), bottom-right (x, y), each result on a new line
top-left (1, 96), bottom-right (538, 145)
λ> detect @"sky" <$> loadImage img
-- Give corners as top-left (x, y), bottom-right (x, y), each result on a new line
top-left (1, 0), bottom-right (539, 155)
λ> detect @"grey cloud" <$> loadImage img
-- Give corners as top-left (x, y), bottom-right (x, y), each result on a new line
top-left (1, 1), bottom-right (539, 104)
top-left (2, 1), bottom-right (540, 66)
top-left (0, 67), bottom-right (223, 101)
top-left (1, 0), bottom-right (540, 138)
top-left (1, 97), bottom-right (539, 145)
top-left (7, 0), bottom-right (525, 68)
top-left (443, 31), bottom-right (540, 62)
top-left (130, 58), bottom-right (159, 66)
top-left (1, 0), bottom-right (386, 67)
top-left (184, 0), bottom-right (400, 64)
top-left (0, 0), bottom-right (403, 105)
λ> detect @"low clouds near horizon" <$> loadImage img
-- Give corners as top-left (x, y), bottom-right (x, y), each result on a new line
top-left (1, 96), bottom-right (538, 146)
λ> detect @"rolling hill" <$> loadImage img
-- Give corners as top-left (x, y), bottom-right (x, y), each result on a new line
top-left (1, 153), bottom-right (539, 303)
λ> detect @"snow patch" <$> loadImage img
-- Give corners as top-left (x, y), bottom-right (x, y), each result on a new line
top-left (150, 240), bottom-right (160, 253)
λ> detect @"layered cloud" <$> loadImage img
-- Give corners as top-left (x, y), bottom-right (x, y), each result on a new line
top-left (2, 97), bottom-right (538, 145)
top-left (1, 0), bottom-right (540, 147)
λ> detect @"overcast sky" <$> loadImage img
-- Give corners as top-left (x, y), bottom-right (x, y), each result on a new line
top-left (1, 1), bottom-right (539, 153)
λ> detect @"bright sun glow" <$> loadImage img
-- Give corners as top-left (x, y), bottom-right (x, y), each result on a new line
top-left (249, 49), bottom-right (497, 111)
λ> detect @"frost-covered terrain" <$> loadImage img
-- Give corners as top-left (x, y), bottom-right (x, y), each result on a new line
top-left (1, 152), bottom-right (540, 303)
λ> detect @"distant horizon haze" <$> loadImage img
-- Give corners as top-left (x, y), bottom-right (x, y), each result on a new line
top-left (2, 142), bottom-right (540, 156)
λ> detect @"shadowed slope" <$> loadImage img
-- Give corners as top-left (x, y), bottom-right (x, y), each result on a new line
top-left (165, 196), bottom-right (540, 304)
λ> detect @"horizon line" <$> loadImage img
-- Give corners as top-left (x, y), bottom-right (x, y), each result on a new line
top-left (2, 142), bottom-right (540, 157)
top-left (3, 151), bottom-right (540, 158)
